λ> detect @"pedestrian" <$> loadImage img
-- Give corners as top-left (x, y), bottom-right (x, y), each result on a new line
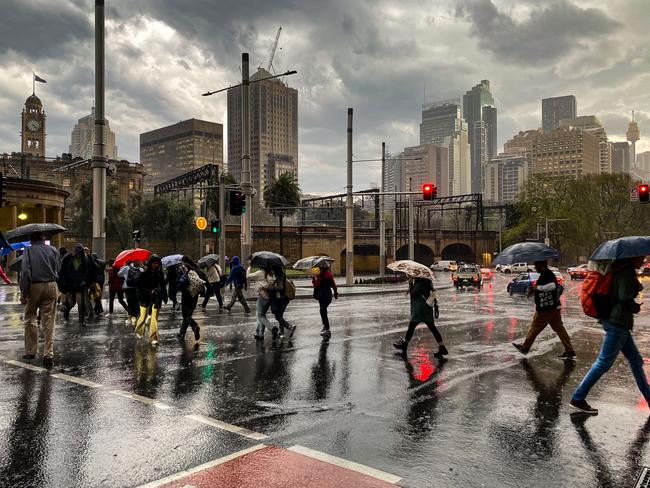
top-left (56, 247), bottom-right (67, 311)
top-left (312, 263), bottom-right (338, 338)
top-left (177, 256), bottom-right (207, 342)
top-left (0, 263), bottom-right (12, 285)
top-left (512, 260), bottom-right (575, 359)
top-left (393, 277), bottom-right (448, 357)
top-left (166, 263), bottom-right (179, 311)
top-left (270, 265), bottom-right (296, 338)
top-left (247, 265), bottom-right (276, 340)
top-left (90, 252), bottom-right (107, 316)
top-left (224, 256), bottom-right (251, 313)
top-left (135, 255), bottom-right (167, 345)
top-left (19, 231), bottom-right (61, 369)
top-left (118, 260), bottom-right (143, 326)
top-left (59, 243), bottom-right (89, 326)
top-left (200, 261), bottom-right (224, 312)
top-left (107, 260), bottom-right (128, 315)
top-left (570, 257), bottom-right (650, 414)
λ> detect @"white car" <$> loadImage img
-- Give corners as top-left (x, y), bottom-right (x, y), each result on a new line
top-left (430, 260), bottom-right (458, 272)
top-left (500, 263), bottom-right (535, 274)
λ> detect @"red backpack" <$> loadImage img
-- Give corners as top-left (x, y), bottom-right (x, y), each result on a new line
top-left (580, 271), bottom-right (615, 319)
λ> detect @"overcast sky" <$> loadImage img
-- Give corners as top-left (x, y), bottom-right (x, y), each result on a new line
top-left (1, 0), bottom-right (648, 193)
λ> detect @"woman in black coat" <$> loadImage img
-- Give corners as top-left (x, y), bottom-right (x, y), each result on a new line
top-left (177, 256), bottom-right (207, 342)
top-left (134, 254), bottom-right (168, 345)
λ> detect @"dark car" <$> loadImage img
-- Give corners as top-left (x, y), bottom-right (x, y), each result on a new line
top-left (507, 272), bottom-right (565, 296)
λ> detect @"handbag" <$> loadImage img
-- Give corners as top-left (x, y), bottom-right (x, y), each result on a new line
top-left (425, 289), bottom-right (437, 307)
top-left (187, 269), bottom-right (205, 297)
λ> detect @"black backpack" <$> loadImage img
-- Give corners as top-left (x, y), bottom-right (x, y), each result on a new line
top-left (126, 266), bottom-right (142, 287)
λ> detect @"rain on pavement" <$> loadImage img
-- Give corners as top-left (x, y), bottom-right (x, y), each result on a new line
top-left (1, 274), bottom-right (650, 487)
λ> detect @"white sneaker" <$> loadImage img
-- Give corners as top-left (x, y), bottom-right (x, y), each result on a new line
top-left (151, 339), bottom-right (158, 346)
top-left (130, 317), bottom-right (136, 326)
top-left (125, 318), bottom-right (131, 325)
top-left (136, 333), bottom-right (143, 339)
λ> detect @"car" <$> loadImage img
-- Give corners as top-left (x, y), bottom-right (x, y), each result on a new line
top-left (553, 270), bottom-right (566, 287)
top-left (500, 262), bottom-right (534, 274)
top-left (568, 264), bottom-right (588, 280)
top-left (452, 265), bottom-right (482, 289)
top-left (481, 268), bottom-right (494, 281)
top-left (431, 260), bottom-right (458, 272)
top-left (507, 272), bottom-right (565, 296)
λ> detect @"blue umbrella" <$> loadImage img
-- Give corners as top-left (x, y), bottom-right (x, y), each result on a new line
top-left (161, 254), bottom-right (183, 268)
top-left (0, 241), bottom-right (31, 257)
top-left (589, 236), bottom-right (650, 261)
top-left (492, 242), bottom-right (560, 265)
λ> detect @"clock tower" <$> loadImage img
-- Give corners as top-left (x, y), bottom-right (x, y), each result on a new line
top-left (21, 93), bottom-right (46, 157)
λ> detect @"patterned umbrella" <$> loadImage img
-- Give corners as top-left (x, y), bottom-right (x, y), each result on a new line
top-left (114, 248), bottom-right (151, 268)
top-left (293, 255), bottom-right (334, 269)
top-left (388, 260), bottom-right (435, 280)
top-left (161, 254), bottom-right (183, 268)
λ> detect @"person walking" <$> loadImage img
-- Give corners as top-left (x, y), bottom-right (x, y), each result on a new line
top-left (393, 277), bottom-right (448, 357)
top-left (270, 265), bottom-right (296, 338)
top-left (59, 243), bottom-right (89, 326)
top-left (224, 256), bottom-right (251, 313)
top-left (312, 263), bottom-right (338, 338)
top-left (177, 256), bottom-right (207, 342)
top-left (570, 257), bottom-right (650, 414)
top-left (134, 255), bottom-right (167, 345)
top-left (247, 265), bottom-right (276, 340)
top-left (118, 260), bottom-right (143, 326)
top-left (89, 252), bottom-right (107, 316)
top-left (166, 263), bottom-right (180, 311)
top-left (0, 263), bottom-right (12, 285)
top-left (107, 261), bottom-right (128, 315)
top-left (512, 260), bottom-right (575, 359)
top-left (19, 231), bottom-right (61, 369)
top-left (200, 261), bottom-right (224, 312)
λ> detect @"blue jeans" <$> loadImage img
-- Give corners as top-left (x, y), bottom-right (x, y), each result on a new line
top-left (572, 320), bottom-right (650, 402)
top-left (255, 298), bottom-right (273, 336)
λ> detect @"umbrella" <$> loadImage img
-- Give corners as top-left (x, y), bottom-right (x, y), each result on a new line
top-left (0, 241), bottom-right (30, 257)
top-left (293, 255), bottom-right (335, 270)
top-left (492, 242), bottom-right (560, 265)
top-left (8, 256), bottom-right (22, 272)
top-left (114, 248), bottom-right (151, 268)
top-left (198, 253), bottom-right (219, 269)
top-left (161, 254), bottom-right (183, 268)
top-left (388, 260), bottom-right (435, 281)
top-left (5, 223), bottom-right (67, 243)
top-left (589, 236), bottom-right (650, 261)
top-left (249, 251), bottom-right (289, 268)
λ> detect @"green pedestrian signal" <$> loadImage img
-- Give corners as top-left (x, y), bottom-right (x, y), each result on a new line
top-left (211, 219), bottom-right (221, 234)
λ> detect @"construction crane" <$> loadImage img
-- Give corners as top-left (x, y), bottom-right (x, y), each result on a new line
top-left (260, 26), bottom-right (282, 74)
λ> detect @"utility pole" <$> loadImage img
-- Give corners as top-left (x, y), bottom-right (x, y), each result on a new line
top-left (392, 183), bottom-right (397, 261)
top-left (346, 108), bottom-right (354, 285)
top-left (240, 53), bottom-right (252, 260)
top-left (92, 0), bottom-right (107, 259)
top-left (379, 141), bottom-right (386, 278)
top-left (219, 174), bottom-right (226, 271)
top-left (408, 177), bottom-right (414, 260)
top-left (545, 219), bottom-right (550, 246)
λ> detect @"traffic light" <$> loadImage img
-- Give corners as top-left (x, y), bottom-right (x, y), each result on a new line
top-left (422, 182), bottom-right (437, 201)
top-left (132, 229), bottom-right (141, 242)
top-left (640, 184), bottom-right (650, 203)
top-left (211, 219), bottom-right (221, 235)
top-left (229, 190), bottom-right (246, 216)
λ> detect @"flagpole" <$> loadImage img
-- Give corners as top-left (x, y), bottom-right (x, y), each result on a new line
top-left (32, 73), bottom-right (35, 95)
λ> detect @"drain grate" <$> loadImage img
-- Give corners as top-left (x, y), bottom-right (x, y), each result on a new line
top-left (635, 467), bottom-right (650, 488)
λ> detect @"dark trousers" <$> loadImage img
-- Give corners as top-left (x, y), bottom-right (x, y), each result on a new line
top-left (124, 288), bottom-right (139, 318)
top-left (405, 321), bottom-right (443, 343)
top-left (65, 290), bottom-right (86, 323)
top-left (271, 296), bottom-right (291, 332)
top-left (109, 290), bottom-right (128, 314)
top-left (202, 282), bottom-right (224, 309)
top-left (319, 297), bottom-right (332, 330)
top-left (180, 290), bottom-right (200, 336)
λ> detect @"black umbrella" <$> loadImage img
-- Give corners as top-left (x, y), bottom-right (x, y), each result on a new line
top-left (198, 253), bottom-right (219, 269)
top-left (249, 251), bottom-right (289, 268)
top-left (5, 223), bottom-right (67, 243)
top-left (492, 242), bottom-right (560, 265)
top-left (589, 236), bottom-right (650, 260)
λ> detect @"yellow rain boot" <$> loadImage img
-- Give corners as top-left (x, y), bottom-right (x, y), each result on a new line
top-left (149, 307), bottom-right (160, 345)
top-left (135, 306), bottom-right (148, 338)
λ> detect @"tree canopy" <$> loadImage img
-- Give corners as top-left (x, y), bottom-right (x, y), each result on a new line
top-left (263, 172), bottom-right (301, 216)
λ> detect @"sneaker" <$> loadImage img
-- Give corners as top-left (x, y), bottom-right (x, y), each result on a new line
top-left (245, 308), bottom-right (252, 314)
top-left (271, 327), bottom-right (279, 340)
top-left (63, 310), bottom-right (70, 321)
top-left (253, 334), bottom-right (264, 340)
top-left (130, 317), bottom-right (136, 326)
top-left (42, 357), bottom-right (53, 369)
top-left (218, 307), bottom-right (224, 314)
top-left (125, 318), bottom-right (132, 325)
top-left (22, 354), bottom-right (36, 360)
top-left (288, 325), bottom-right (297, 338)
top-left (224, 306), bottom-right (231, 312)
top-left (200, 306), bottom-right (207, 312)
top-left (136, 333), bottom-right (143, 339)
top-left (393, 338), bottom-right (408, 351)
top-left (320, 328), bottom-right (331, 338)
top-left (559, 351), bottom-right (577, 360)
top-left (569, 399), bottom-right (598, 415)
top-left (437, 345), bottom-right (449, 356)
top-left (176, 332), bottom-right (184, 341)
top-left (194, 326), bottom-right (201, 341)
top-left (151, 339), bottom-right (159, 346)
top-left (512, 343), bottom-right (529, 354)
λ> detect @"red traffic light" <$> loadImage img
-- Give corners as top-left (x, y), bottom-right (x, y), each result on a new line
top-left (422, 183), bottom-right (436, 201)
top-left (640, 184), bottom-right (650, 203)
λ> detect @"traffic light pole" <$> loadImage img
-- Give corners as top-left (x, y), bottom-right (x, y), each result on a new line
top-left (379, 142), bottom-right (386, 278)
top-left (345, 108), bottom-right (354, 285)
top-left (408, 178), bottom-right (414, 261)
top-left (219, 175), bottom-right (226, 271)
top-left (240, 53), bottom-right (252, 261)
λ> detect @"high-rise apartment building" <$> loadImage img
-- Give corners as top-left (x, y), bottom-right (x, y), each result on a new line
top-left (530, 127), bottom-right (600, 178)
top-left (485, 154), bottom-right (532, 205)
top-left (69, 106), bottom-right (117, 160)
top-left (503, 129), bottom-right (543, 156)
top-left (542, 95), bottom-right (576, 133)
top-left (559, 115), bottom-right (611, 173)
top-left (420, 100), bottom-right (471, 195)
top-left (396, 144), bottom-right (449, 197)
top-left (637, 151), bottom-right (650, 173)
top-left (139, 118), bottom-right (223, 192)
top-left (227, 68), bottom-right (298, 200)
top-left (612, 142), bottom-right (630, 173)
top-left (463, 80), bottom-right (497, 193)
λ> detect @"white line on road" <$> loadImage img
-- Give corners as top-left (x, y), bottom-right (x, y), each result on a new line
top-left (288, 445), bottom-right (402, 484)
top-left (185, 413), bottom-right (269, 440)
top-left (4, 359), bottom-right (46, 372)
top-left (50, 373), bottom-right (103, 388)
top-left (136, 444), bottom-right (267, 488)
top-left (108, 390), bottom-right (173, 410)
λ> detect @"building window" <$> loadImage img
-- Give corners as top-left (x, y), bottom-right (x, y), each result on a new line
top-left (128, 179), bottom-right (135, 190)
top-left (63, 178), bottom-right (71, 187)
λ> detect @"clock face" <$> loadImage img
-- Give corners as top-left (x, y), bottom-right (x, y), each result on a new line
top-left (27, 119), bottom-right (40, 131)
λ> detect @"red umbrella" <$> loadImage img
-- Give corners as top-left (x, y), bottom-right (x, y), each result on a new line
top-left (114, 248), bottom-right (151, 268)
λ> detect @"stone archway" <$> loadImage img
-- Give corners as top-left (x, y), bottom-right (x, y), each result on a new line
top-left (396, 243), bottom-right (435, 266)
top-left (441, 243), bottom-right (474, 263)
top-left (340, 244), bottom-right (380, 275)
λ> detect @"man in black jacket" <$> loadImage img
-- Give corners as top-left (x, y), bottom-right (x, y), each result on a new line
top-left (59, 243), bottom-right (89, 326)
top-left (135, 255), bottom-right (168, 345)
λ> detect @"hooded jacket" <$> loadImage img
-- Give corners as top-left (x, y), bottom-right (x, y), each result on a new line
top-left (59, 243), bottom-right (89, 292)
top-left (225, 256), bottom-right (247, 288)
top-left (136, 255), bottom-right (168, 304)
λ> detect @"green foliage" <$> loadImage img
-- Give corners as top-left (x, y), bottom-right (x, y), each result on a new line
top-left (263, 172), bottom-right (302, 216)
top-left (131, 196), bottom-right (195, 252)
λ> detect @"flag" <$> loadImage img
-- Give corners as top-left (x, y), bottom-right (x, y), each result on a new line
top-left (34, 74), bottom-right (47, 83)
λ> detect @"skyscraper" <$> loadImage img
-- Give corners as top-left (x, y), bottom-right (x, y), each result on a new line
top-left (386, 144), bottom-right (449, 197)
top-left (559, 115), bottom-right (611, 173)
top-left (69, 106), bottom-right (117, 160)
top-left (420, 100), bottom-right (471, 195)
top-left (612, 142), bottom-right (630, 173)
top-left (463, 80), bottom-right (497, 193)
top-left (227, 68), bottom-right (298, 200)
top-left (530, 127), bottom-right (600, 178)
top-left (542, 95), bottom-right (577, 133)
top-left (484, 154), bottom-right (532, 205)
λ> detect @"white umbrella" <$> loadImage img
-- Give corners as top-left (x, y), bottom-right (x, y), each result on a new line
top-left (388, 260), bottom-right (436, 281)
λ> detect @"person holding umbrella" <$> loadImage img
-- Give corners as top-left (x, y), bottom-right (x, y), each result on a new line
top-left (271, 265), bottom-right (296, 338)
top-left (134, 255), bottom-right (167, 345)
top-left (312, 261), bottom-right (338, 338)
top-left (59, 243), bottom-right (90, 326)
top-left (224, 256), bottom-right (251, 313)
top-left (177, 256), bottom-right (207, 342)
top-left (107, 260), bottom-right (128, 316)
top-left (247, 265), bottom-right (276, 339)
top-left (199, 255), bottom-right (224, 313)
top-left (118, 260), bottom-right (143, 325)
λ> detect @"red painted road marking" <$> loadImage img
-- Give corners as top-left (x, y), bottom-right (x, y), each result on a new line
top-left (153, 445), bottom-right (398, 488)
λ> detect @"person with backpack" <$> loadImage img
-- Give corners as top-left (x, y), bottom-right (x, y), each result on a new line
top-left (118, 260), bottom-right (143, 326)
top-left (134, 255), bottom-right (167, 345)
top-left (224, 256), bottom-right (251, 313)
top-left (570, 256), bottom-right (650, 414)
top-left (312, 262), bottom-right (338, 338)
top-left (247, 265), bottom-right (276, 340)
top-left (88, 251), bottom-right (106, 317)
top-left (512, 260), bottom-right (576, 359)
top-left (393, 277), bottom-right (448, 357)
top-left (59, 243), bottom-right (89, 326)
top-left (166, 264), bottom-right (180, 311)
top-left (177, 256), bottom-right (207, 342)
top-left (270, 265), bottom-right (296, 338)
top-left (200, 262), bottom-right (224, 312)
top-left (107, 260), bottom-right (128, 315)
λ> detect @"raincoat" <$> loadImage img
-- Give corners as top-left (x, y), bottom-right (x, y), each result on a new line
top-left (409, 278), bottom-right (434, 324)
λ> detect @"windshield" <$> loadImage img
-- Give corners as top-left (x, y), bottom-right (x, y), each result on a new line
top-left (459, 266), bottom-right (478, 273)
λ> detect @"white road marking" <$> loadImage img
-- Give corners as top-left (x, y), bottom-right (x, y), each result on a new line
top-left (288, 445), bottom-right (402, 484)
top-left (4, 359), bottom-right (46, 372)
top-left (109, 389), bottom-right (172, 410)
top-left (185, 414), bottom-right (268, 440)
top-left (50, 373), bottom-right (103, 388)
top-left (135, 444), bottom-right (267, 488)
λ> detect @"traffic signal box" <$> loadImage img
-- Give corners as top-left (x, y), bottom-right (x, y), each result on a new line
top-left (211, 219), bottom-right (221, 235)
top-left (229, 190), bottom-right (246, 216)
top-left (422, 182), bottom-right (437, 201)
top-left (639, 184), bottom-right (649, 203)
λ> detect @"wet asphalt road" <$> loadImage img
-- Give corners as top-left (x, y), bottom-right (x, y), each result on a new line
top-left (1, 274), bottom-right (650, 487)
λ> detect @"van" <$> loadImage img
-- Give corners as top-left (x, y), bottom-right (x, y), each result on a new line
top-left (430, 260), bottom-right (458, 272)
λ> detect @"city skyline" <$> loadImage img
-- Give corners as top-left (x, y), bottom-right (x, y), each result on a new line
top-left (0, 0), bottom-right (648, 194)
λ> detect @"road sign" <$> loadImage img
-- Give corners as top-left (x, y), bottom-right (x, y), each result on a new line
top-left (195, 216), bottom-right (208, 231)
top-left (630, 187), bottom-right (639, 202)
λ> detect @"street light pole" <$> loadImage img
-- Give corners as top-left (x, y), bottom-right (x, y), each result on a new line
top-left (219, 174), bottom-right (226, 271)
top-left (408, 177), bottom-right (414, 260)
top-left (379, 141), bottom-right (386, 278)
top-left (346, 108), bottom-right (354, 285)
top-left (91, 0), bottom-right (107, 259)
top-left (241, 53), bottom-right (252, 260)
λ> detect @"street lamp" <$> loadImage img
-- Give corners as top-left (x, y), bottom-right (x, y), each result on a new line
top-left (543, 218), bottom-right (569, 246)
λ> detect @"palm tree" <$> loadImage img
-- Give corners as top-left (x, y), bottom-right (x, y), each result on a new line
top-left (264, 172), bottom-right (302, 255)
